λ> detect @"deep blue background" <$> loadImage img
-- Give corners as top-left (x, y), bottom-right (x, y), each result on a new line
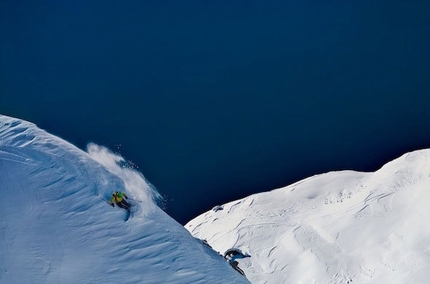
top-left (1, 1), bottom-right (430, 224)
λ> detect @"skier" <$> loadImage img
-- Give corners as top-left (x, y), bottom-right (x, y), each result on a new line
top-left (110, 191), bottom-right (131, 210)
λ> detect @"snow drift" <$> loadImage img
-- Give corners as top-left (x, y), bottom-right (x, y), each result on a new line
top-left (0, 115), bottom-right (248, 283)
top-left (186, 149), bottom-right (430, 283)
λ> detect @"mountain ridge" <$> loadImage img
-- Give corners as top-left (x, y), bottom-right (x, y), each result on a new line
top-left (186, 148), bottom-right (430, 283)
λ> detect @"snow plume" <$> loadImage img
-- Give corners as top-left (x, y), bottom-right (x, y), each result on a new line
top-left (86, 143), bottom-right (162, 211)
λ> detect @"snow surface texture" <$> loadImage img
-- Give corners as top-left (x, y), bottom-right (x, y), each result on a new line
top-left (0, 115), bottom-right (248, 284)
top-left (186, 149), bottom-right (430, 283)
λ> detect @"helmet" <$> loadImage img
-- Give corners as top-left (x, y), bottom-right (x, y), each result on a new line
top-left (113, 191), bottom-right (118, 196)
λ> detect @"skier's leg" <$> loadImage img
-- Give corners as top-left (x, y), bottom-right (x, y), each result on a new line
top-left (123, 199), bottom-right (131, 207)
top-left (117, 202), bottom-right (127, 210)
top-left (118, 200), bottom-right (130, 210)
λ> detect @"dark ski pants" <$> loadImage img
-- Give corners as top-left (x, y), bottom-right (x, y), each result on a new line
top-left (117, 200), bottom-right (130, 210)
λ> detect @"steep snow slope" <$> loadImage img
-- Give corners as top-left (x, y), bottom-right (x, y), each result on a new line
top-left (186, 149), bottom-right (430, 283)
top-left (0, 115), bottom-right (248, 284)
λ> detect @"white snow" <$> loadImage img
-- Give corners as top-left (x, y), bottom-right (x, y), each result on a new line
top-left (4, 113), bottom-right (430, 284)
top-left (0, 115), bottom-right (248, 283)
top-left (186, 149), bottom-right (430, 283)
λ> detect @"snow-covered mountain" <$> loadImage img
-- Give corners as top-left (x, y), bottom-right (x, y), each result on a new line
top-left (186, 148), bottom-right (430, 283)
top-left (0, 115), bottom-right (248, 283)
top-left (4, 113), bottom-right (430, 284)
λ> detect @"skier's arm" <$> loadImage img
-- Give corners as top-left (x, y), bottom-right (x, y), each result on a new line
top-left (124, 193), bottom-right (128, 199)
top-left (110, 196), bottom-right (115, 207)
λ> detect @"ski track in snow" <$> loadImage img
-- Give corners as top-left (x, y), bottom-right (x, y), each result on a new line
top-left (0, 115), bottom-right (248, 284)
top-left (187, 150), bottom-right (430, 283)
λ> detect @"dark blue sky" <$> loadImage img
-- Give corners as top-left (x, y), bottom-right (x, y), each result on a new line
top-left (1, 1), bottom-right (430, 224)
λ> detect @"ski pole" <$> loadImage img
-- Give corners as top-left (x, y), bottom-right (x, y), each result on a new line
top-left (128, 198), bottom-right (142, 203)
